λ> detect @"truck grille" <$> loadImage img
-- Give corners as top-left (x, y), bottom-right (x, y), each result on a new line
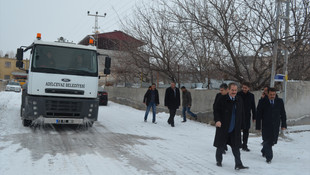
top-left (45, 100), bottom-right (82, 117)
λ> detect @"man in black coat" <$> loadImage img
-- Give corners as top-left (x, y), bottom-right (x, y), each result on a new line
top-left (256, 88), bottom-right (287, 164)
top-left (213, 83), bottom-right (228, 113)
top-left (213, 82), bottom-right (248, 170)
top-left (164, 82), bottom-right (180, 127)
top-left (213, 83), bottom-right (229, 154)
top-left (257, 85), bottom-right (270, 143)
top-left (143, 83), bottom-right (160, 123)
top-left (237, 82), bottom-right (256, 151)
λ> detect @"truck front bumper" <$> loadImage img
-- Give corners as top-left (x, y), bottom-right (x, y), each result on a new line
top-left (23, 95), bottom-right (99, 124)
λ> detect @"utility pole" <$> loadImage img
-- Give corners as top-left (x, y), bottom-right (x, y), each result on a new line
top-left (271, 0), bottom-right (290, 103)
top-left (282, 0), bottom-right (290, 103)
top-left (87, 11), bottom-right (106, 47)
top-left (270, 0), bottom-right (281, 88)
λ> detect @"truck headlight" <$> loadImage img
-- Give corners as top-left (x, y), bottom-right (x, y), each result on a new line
top-left (33, 106), bottom-right (37, 110)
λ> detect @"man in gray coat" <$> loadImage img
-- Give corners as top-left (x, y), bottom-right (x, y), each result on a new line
top-left (181, 86), bottom-right (197, 122)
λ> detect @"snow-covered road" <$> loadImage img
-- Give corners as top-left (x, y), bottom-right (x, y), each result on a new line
top-left (0, 91), bottom-right (309, 175)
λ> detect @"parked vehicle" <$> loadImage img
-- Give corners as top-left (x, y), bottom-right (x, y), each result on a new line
top-left (16, 33), bottom-right (111, 127)
top-left (98, 87), bottom-right (108, 106)
top-left (5, 81), bottom-right (21, 92)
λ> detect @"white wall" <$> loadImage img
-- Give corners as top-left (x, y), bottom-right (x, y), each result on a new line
top-left (105, 81), bottom-right (310, 126)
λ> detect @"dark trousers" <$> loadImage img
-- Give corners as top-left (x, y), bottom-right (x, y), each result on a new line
top-left (216, 132), bottom-right (243, 166)
top-left (168, 109), bottom-right (176, 125)
top-left (262, 141), bottom-right (273, 161)
top-left (242, 128), bottom-right (249, 149)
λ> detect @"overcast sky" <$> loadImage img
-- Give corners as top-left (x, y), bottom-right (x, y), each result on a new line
top-left (0, 0), bottom-right (147, 54)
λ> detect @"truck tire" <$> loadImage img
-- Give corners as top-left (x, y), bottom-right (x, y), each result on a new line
top-left (23, 119), bottom-right (32, 127)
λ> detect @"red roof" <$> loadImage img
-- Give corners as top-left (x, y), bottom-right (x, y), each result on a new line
top-left (79, 31), bottom-right (144, 47)
top-left (97, 31), bottom-right (141, 43)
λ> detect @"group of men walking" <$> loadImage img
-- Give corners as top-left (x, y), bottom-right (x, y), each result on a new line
top-left (143, 81), bottom-right (287, 170)
top-left (143, 82), bottom-right (197, 127)
top-left (213, 82), bottom-right (287, 170)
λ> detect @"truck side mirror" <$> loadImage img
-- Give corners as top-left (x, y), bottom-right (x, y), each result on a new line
top-left (104, 68), bottom-right (110, 75)
top-left (16, 60), bottom-right (24, 68)
top-left (105, 56), bottom-right (111, 69)
top-left (16, 48), bottom-right (24, 61)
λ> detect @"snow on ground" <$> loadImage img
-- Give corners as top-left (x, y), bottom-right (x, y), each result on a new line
top-left (0, 91), bottom-right (309, 175)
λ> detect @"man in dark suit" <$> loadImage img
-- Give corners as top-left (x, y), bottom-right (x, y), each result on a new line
top-left (256, 88), bottom-right (287, 164)
top-left (213, 83), bottom-right (228, 112)
top-left (257, 85), bottom-right (270, 144)
top-left (164, 82), bottom-right (180, 127)
top-left (213, 82), bottom-right (249, 170)
top-left (143, 83), bottom-right (160, 123)
top-left (237, 82), bottom-right (256, 151)
top-left (213, 83), bottom-right (228, 154)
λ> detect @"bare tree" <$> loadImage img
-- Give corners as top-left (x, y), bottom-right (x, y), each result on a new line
top-left (122, 0), bottom-right (309, 88)
top-left (123, 3), bottom-right (186, 83)
top-left (288, 0), bottom-right (310, 80)
top-left (177, 20), bottom-right (216, 88)
top-left (167, 0), bottom-right (280, 89)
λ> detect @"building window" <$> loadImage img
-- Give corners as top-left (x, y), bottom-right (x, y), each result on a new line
top-left (4, 75), bottom-right (10, 80)
top-left (5, 62), bottom-right (11, 68)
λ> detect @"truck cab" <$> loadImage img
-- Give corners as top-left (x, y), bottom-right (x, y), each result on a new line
top-left (16, 34), bottom-right (111, 127)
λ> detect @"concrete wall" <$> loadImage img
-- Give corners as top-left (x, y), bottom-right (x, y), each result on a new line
top-left (105, 81), bottom-right (310, 126)
top-left (280, 81), bottom-right (310, 125)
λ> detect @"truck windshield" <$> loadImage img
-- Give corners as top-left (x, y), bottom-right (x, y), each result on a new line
top-left (31, 45), bottom-right (98, 77)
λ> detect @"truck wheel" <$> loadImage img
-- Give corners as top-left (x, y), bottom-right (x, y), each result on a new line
top-left (23, 119), bottom-right (32, 127)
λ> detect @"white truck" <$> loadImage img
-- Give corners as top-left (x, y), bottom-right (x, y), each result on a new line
top-left (16, 34), bottom-right (111, 127)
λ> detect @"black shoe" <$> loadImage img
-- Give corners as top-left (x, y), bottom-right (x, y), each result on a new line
top-left (144, 119), bottom-right (147, 122)
top-left (152, 121), bottom-right (157, 124)
top-left (235, 165), bottom-right (249, 170)
top-left (167, 121), bottom-right (171, 124)
top-left (182, 120), bottom-right (186, 122)
top-left (194, 116), bottom-right (198, 120)
top-left (266, 159), bottom-right (271, 164)
top-left (171, 124), bottom-right (175, 127)
top-left (242, 148), bottom-right (250, 152)
top-left (216, 162), bottom-right (222, 167)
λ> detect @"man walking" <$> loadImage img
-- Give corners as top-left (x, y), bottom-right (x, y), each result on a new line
top-left (213, 83), bottom-right (228, 112)
top-left (181, 86), bottom-right (197, 122)
top-left (213, 83), bottom-right (229, 154)
top-left (237, 82), bottom-right (256, 151)
top-left (256, 88), bottom-right (287, 163)
top-left (213, 82), bottom-right (248, 170)
top-left (143, 83), bottom-right (159, 124)
top-left (164, 82), bottom-right (180, 127)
